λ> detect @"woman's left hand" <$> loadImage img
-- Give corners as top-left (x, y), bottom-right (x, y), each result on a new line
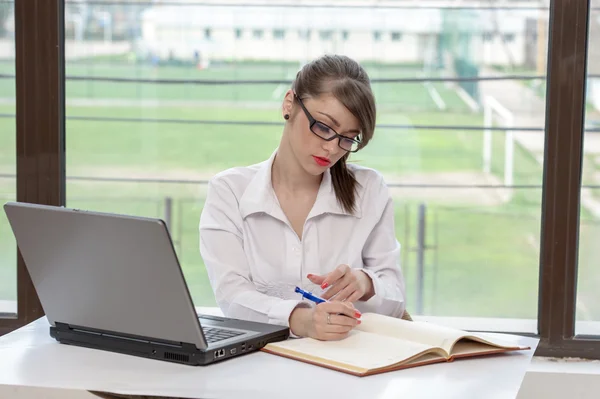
top-left (307, 265), bottom-right (375, 303)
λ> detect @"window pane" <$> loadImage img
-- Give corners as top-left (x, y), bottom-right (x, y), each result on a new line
top-left (0, 1), bottom-right (16, 316)
top-left (577, 3), bottom-right (600, 335)
top-left (64, 3), bottom-right (548, 330)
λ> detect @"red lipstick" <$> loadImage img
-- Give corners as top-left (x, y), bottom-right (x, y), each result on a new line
top-left (312, 156), bottom-right (331, 167)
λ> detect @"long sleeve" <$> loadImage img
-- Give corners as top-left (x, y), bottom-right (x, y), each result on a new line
top-left (199, 177), bottom-right (308, 327)
top-left (355, 178), bottom-right (406, 317)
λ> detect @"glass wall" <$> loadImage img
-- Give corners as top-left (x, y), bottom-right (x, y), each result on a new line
top-left (64, 2), bottom-right (550, 327)
top-left (577, 1), bottom-right (600, 335)
top-left (0, 1), bottom-right (16, 315)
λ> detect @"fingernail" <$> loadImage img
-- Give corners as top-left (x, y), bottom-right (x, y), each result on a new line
top-left (307, 274), bottom-right (313, 278)
top-left (357, 320), bottom-right (362, 325)
top-left (321, 282), bottom-right (329, 289)
top-left (355, 311), bottom-right (362, 318)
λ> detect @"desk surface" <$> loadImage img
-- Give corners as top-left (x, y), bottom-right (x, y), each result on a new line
top-left (0, 316), bottom-right (539, 399)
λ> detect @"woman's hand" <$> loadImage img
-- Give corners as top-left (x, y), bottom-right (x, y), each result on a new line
top-left (307, 265), bottom-right (375, 303)
top-left (289, 301), bottom-right (361, 341)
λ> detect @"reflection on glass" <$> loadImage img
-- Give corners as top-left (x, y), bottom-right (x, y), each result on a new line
top-left (577, 4), bottom-right (600, 335)
top-left (0, 1), bottom-right (16, 315)
top-left (64, 3), bottom-right (549, 329)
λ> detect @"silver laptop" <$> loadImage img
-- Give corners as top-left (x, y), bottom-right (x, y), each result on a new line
top-left (3, 201), bottom-right (289, 365)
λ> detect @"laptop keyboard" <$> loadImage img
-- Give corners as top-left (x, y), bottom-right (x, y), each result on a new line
top-left (202, 326), bottom-right (244, 344)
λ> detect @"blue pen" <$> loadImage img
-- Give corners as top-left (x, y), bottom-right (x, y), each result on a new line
top-left (295, 286), bottom-right (327, 304)
top-left (294, 287), bottom-right (360, 321)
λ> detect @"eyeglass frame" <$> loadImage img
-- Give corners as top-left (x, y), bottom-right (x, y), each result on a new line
top-left (293, 93), bottom-right (362, 153)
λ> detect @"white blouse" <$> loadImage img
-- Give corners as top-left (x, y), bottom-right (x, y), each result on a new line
top-left (199, 151), bottom-right (406, 327)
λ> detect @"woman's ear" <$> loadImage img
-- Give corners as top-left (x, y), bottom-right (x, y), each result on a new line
top-left (282, 89), bottom-right (294, 120)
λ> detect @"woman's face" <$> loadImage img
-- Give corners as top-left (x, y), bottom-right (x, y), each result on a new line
top-left (283, 90), bottom-right (361, 176)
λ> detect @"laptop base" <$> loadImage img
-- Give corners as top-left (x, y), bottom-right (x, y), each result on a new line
top-left (50, 322), bottom-right (288, 366)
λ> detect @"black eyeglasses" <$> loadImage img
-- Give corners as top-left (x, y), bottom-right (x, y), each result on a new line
top-left (294, 94), bottom-right (361, 153)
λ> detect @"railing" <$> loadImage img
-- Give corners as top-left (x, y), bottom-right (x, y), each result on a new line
top-left (4, 172), bottom-right (598, 316)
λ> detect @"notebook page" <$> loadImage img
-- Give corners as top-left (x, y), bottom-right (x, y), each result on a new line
top-left (449, 339), bottom-right (524, 357)
top-left (449, 332), bottom-right (528, 354)
top-left (357, 313), bottom-right (467, 353)
top-left (265, 330), bottom-right (442, 370)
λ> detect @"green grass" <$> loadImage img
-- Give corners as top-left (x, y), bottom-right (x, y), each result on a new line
top-left (58, 105), bottom-right (484, 175)
top-left (0, 61), bottom-right (471, 111)
top-left (0, 102), bottom-right (548, 317)
top-left (0, 61), bottom-right (598, 321)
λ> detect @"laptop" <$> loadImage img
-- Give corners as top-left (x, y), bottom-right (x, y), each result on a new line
top-left (3, 201), bottom-right (290, 365)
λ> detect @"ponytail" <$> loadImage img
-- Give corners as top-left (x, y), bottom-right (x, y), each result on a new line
top-left (331, 153), bottom-right (358, 214)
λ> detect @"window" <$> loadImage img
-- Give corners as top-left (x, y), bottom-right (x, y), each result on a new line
top-left (204, 28), bottom-right (211, 40)
top-left (373, 31), bottom-right (382, 41)
top-left (235, 28), bottom-right (242, 39)
top-left (2, 0), bottom-right (599, 361)
top-left (482, 32), bottom-right (494, 42)
top-left (502, 33), bottom-right (515, 42)
top-left (64, 3), bottom-right (549, 324)
top-left (298, 29), bottom-right (311, 40)
top-left (364, 7), bottom-right (548, 326)
top-left (0, 1), bottom-right (16, 318)
top-left (341, 30), bottom-right (349, 41)
top-left (577, 2), bottom-right (600, 335)
top-left (319, 30), bottom-right (333, 40)
top-left (391, 31), bottom-right (402, 41)
top-left (273, 29), bottom-right (285, 40)
top-left (252, 29), bottom-right (263, 39)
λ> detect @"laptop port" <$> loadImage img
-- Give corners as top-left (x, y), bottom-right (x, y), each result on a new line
top-left (230, 348), bottom-right (237, 355)
top-left (241, 343), bottom-right (246, 351)
top-left (248, 344), bottom-right (254, 350)
top-left (214, 349), bottom-right (225, 359)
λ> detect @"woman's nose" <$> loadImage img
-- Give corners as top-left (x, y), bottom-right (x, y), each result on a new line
top-left (323, 138), bottom-right (339, 154)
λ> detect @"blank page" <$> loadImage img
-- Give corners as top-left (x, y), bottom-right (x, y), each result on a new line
top-left (357, 313), bottom-right (466, 353)
top-left (265, 330), bottom-right (441, 371)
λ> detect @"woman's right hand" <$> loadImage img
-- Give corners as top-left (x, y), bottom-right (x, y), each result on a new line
top-left (289, 301), bottom-right (362, 341)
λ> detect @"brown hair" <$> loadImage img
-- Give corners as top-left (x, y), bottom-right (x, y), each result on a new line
top-left (291, 54), bottom-right (376, 214)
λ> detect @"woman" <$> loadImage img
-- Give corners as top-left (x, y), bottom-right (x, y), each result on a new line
top-left (199, 54), bottom-right (406, 341)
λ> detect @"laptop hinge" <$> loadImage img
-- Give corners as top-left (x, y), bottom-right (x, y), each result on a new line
top-left (53, 322), bottom-right (197, 350)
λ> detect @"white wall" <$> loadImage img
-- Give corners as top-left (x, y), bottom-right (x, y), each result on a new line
top-left (479, 35), bottom-right (527, 65)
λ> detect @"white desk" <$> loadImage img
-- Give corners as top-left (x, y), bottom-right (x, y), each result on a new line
top-left (0, 317), bottom-right (539, 399)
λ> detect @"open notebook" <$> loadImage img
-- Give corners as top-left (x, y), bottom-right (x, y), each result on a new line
top-left (262, 313), bottom-right (530, 377)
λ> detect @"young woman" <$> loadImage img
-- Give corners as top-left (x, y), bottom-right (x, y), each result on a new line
top-left (199, 54), bottom-right (406, 341)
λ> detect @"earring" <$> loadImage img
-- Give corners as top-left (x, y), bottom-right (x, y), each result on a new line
top-left (284, 114), bottom-right (289, 120)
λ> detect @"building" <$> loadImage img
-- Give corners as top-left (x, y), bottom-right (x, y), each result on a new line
top-left (136, 3), bottom-right (537, 68)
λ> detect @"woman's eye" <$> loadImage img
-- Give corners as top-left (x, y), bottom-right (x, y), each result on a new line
top-left (315, 123), bottom-right (332, 135)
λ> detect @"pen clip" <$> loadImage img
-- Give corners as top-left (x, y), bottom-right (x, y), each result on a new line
top-left (294, 286), bottom-right (326, 304)
top-left (295, 286), bottom-right (309, 301)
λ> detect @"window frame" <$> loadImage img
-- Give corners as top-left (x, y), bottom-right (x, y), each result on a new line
top-left (535, 0), bottom-right (600, 358)
top-left (1, 0), bottom-right (599, 360)
top-left (0, 0), bottom-right (66, 336)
